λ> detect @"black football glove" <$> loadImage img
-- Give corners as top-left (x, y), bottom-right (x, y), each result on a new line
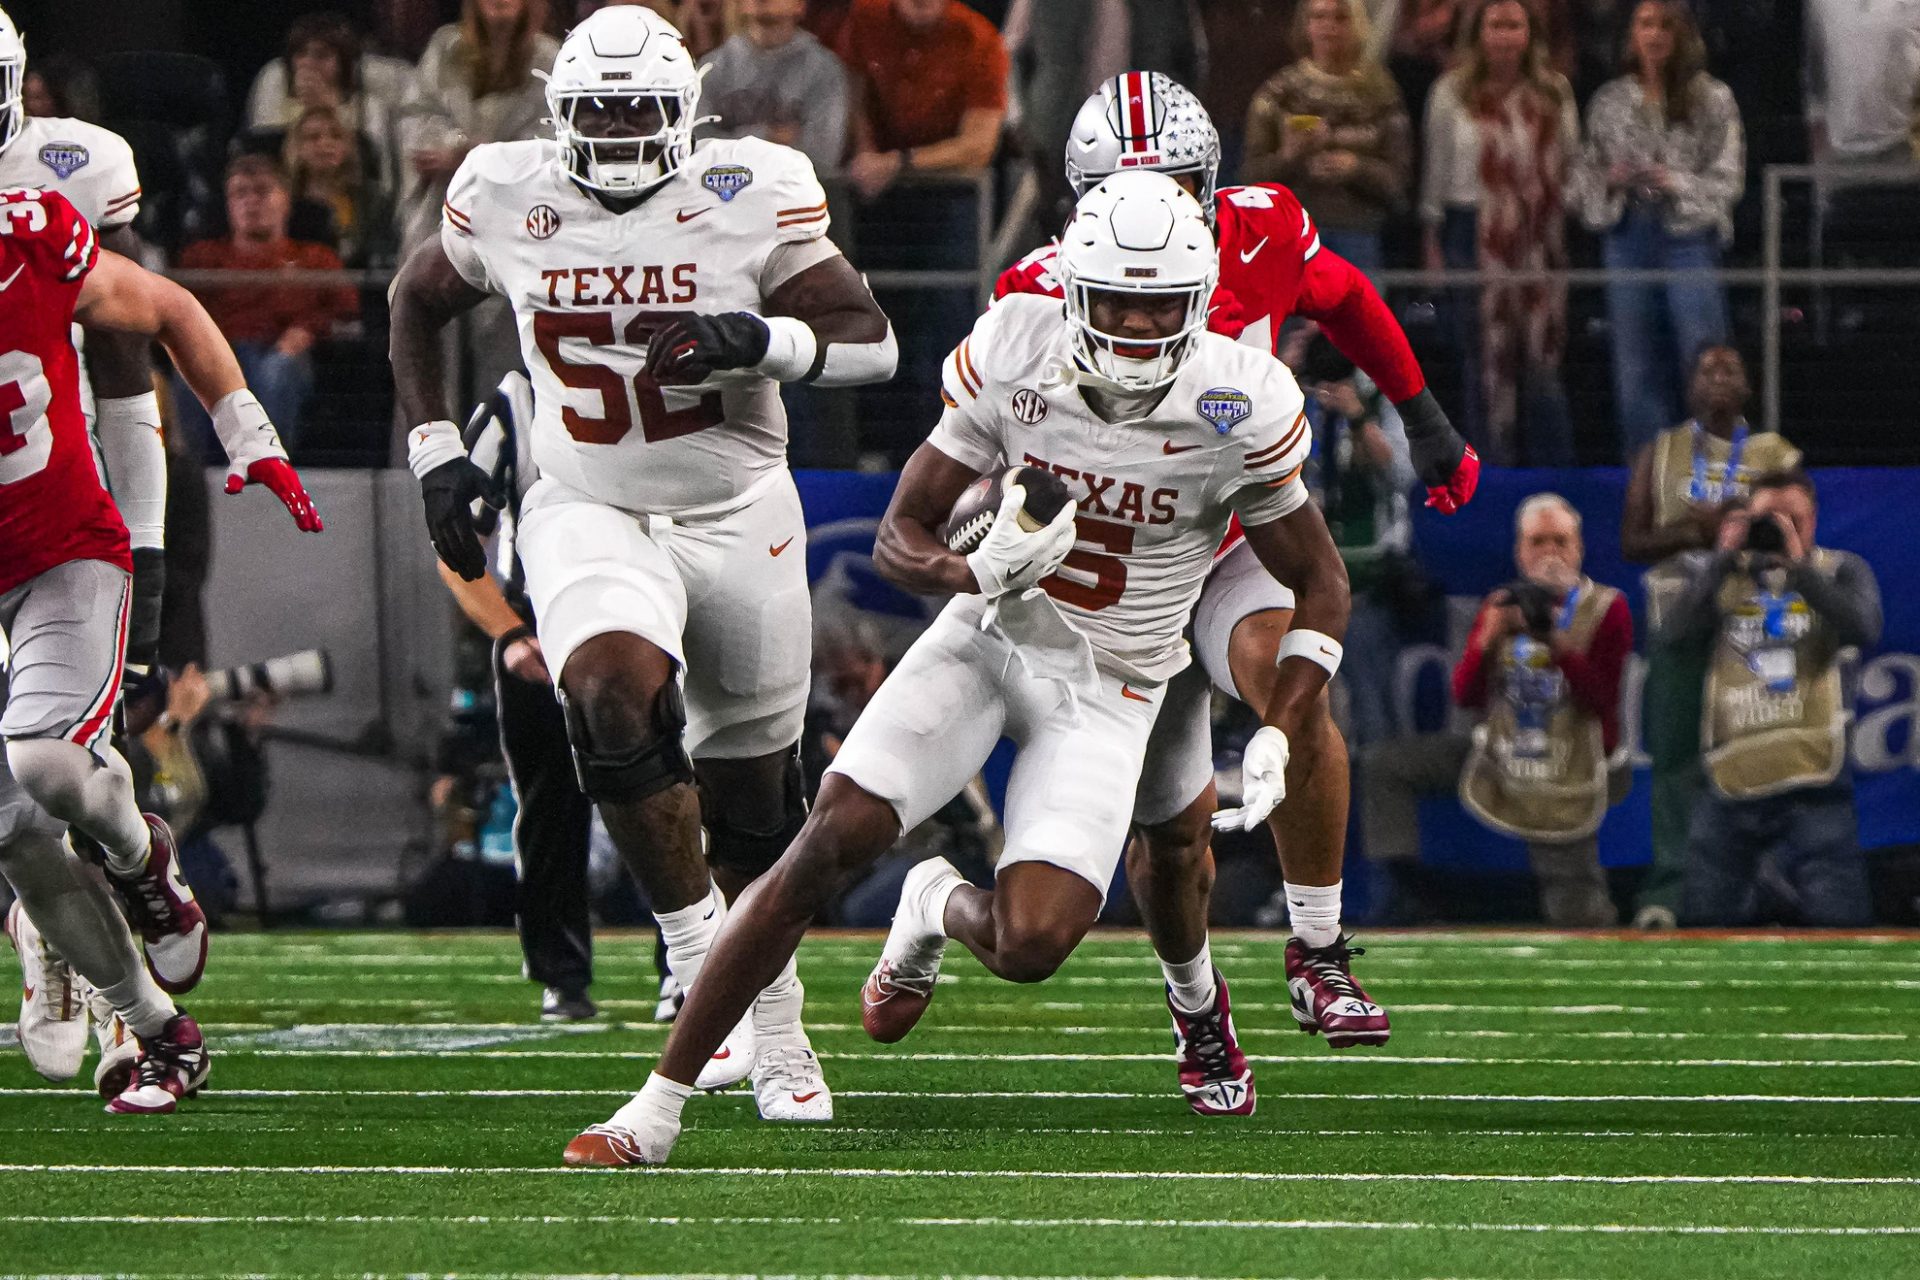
top-left (1394, 389), bottom-right (1478, 515)
top-left (118, 546), bottom-right (170, 735)
top-left (420, 456), bottom-right (498, 582)
top-left (644, 312), bottom-right (770, 383)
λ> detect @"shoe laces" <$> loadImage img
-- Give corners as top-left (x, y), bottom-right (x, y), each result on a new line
top-left (1178, 1003), bottom-right (1233, 1079)
top-left (1299, 936), bottom-right (1367, 1000)
top-left (877, 959), bottom-right (935, 998)
top-left (756, 1042), bottom-right (820, 1091)
top-left (118, 866), bottom-right (180, 936)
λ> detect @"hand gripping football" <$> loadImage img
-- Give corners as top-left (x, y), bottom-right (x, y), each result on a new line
top-left (944, 465), bottom-right (1074, 554)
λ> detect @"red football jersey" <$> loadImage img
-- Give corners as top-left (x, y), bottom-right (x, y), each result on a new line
top-left (0, 187), bottom-right (127, 597)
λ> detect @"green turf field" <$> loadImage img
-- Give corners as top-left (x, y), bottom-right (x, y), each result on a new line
top-left (2, 928), bottom-right (1918, 1279)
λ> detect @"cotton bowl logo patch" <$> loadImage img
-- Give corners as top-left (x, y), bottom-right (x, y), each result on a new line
top-left (526, 205), bottom-right (561, 240)
top-left (1197, 387), bottom-right (1251, 435)
top-left (702, 164), bottom-right (753, 202)
top-left (1011, 388), bottom-right (1048, 425)
top-left (38, 142), bottom-right (89, 180)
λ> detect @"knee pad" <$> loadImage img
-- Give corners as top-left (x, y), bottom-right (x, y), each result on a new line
top-left (703, 746), bottom-right (807, 878)
top-left (559, 680), bottom-right (695, 803)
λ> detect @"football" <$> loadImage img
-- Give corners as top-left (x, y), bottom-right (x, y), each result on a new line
top-left (943, 465), bottom-right (1075, 554)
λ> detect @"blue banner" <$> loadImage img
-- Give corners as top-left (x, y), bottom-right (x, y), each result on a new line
top-left (794, 468), bottom-right (1920, 864)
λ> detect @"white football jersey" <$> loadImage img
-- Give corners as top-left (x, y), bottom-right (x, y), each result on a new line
top-left (0, 117), bottom-right (141, 230)
top-left (442, 135), bottom-right (840, 518)
top-left (930, 294), bottom-right (1311, 682)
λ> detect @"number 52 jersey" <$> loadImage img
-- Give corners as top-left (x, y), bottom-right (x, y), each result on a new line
top-left (441, 135), bottom-right (842, 518)
top-left (929, 294), bottom-right (1312, 683)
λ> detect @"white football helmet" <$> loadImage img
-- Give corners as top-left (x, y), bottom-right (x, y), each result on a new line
top-left (1064, 71), bottom-right (1221, 218)
top-left (545, 6), bottom-right (703, 197)
top-left (0, 10), bottom-right (24, 158)
top-left (1056, 171), bottom-right (1218, 393)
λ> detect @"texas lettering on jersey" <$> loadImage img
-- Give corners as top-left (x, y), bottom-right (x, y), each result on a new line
top-left (441, 134), bottom-right (842, 518)
top-left (930, 294), bottom-right (1310, 683)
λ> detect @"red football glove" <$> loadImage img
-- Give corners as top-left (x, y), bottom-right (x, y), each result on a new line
top-left (226, 457), bottom-right (324, 532)
top-left (1426, 443), bottom-right (1480, 515)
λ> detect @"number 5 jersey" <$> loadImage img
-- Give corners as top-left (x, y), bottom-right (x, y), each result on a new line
top-left (441, 134), bottom-right (843, 518)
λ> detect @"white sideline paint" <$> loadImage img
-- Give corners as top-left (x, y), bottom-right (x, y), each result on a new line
top-left (4, 1087), bottom-right (1917, 1103)
top-left (4, 1213), bottom-right (1918, 1238)
top-left (4, 1163), bottom-right (1915, 1186)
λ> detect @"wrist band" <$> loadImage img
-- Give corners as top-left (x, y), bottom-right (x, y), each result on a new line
top-left (756, 315), bottom-right (820, 382)
top-left (407, 419), bottom-right (466, 479)
top-left (499, 624), bottom-right (535, 648)
top-left (1277, 628), bottom-right (1343, 678)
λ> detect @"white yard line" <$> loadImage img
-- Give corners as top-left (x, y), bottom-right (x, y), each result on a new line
top-left (3, 1087), bottom-right (1916, 1102)
top-left (3, 1163), bottom-right (1914, 1186)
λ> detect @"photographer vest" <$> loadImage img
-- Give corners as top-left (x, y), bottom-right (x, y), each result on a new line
top-left (1460, 578), bottom-right (1621, 843)
top-left (1702, 552), bottom-right (1847, 799)
top-left (1649, 421), bottom-right (1801, 531)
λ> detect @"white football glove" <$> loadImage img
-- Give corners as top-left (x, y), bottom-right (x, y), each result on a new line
top-left (966, 485), bottom-right (1079, 598)
top-left (1213, 725), bottom-right (1290, 833)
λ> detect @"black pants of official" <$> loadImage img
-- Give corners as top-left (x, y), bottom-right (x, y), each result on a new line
top-left (492, 634), bottom-right (595, 995)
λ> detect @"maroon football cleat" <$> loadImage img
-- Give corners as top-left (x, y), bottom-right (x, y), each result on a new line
top-left (105, 1011), bottom-right (209, 1114)
top-left (1286, 935), bottom-right (1390, 1047)
top-left (1168, 970), bottom-right (1255, 1116)
top-left (104, 815), bottom-right (208, 994)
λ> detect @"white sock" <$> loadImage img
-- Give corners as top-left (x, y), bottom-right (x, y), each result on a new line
top-left (655, 884), bottom-right (723, 989)
top-left (752, 953), bottom-right (805, 1040)
top-left (920, 863), bottom-right (965, 940)
top-left (611, 1071), bottom-right (694, 1130)
top-left (96, 969), bottom-right (175, 1038)
top-left (1286, 880), bottom-right (1344, 949)
top-left (1160, 939), bottom-right (1218, 1015)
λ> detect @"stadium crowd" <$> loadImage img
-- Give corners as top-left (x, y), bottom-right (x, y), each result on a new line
top-left (11, 0), bottom-right (1918, 976)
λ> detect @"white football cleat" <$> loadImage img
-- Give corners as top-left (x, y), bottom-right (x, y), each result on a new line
top-left (5, 901), bottom-right (88, 1082)
top-left (85, 984), bottom-right (140, 1100)
top-left (563, 1093), bottom-right (682, 1167)
top-left (752, 1037), bottom-right (833, 1122)
top-left (694, 1014), bottom-right (756, 1091)
top-left (654, 972), bottom-right (683, 1022)
top-left (860, 857), bottom-right (960, 1043)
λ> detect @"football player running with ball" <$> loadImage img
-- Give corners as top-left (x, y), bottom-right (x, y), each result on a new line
top-left (564, 171), bottom-right (1350, 1166)
top-left (0, 188), bottom-right (321, 1114)
top-left (996, 73), bottom-right (1478, 1110)
top-left (390, 6), bottom-right (895, 1122)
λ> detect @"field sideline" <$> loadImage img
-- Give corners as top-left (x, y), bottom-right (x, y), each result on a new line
top-left (2, 928), bottom-right (1917, 1279)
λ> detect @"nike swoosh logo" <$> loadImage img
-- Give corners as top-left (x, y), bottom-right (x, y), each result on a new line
top-left (770, 537), bottom-right (795, 556)
top-left (0, 263), bottom-right (23, 291)
top-left (1239, 236), bottom-right (1269, 264)
top-left (1121, 684), bottom-right (1150, 702)
top-left (1319, 645), bottom-right (1338, 658)
top-left (1163, 440), bottom-right (1201, 455)
top-left (791, 1091), bottom-right (820, 1103)
top-left (1006, 558), bottom-right (1036, 580)
top-left (711, 1047), bottom-right (732, 1061)
top-left (676, 208), bottom-right (711, 223)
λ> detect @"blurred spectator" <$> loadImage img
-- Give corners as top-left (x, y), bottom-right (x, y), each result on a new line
top-left (1002, 0), bottom-right (1135, 229)
top-left (1659, 471), bottom-right (1882, 926)
top-left (699, 0), bottom-right (850, 172)
top-left (397, 0), bottom-right (560, 256)
top-left (175, 155), bottom-right (358, 451)
top-left (1243, 0), bottom-right (1411, 277)
top-left (1420, 0), bottom-right (1579, 466)
top-left (1390, 0), bottom-right (1568, 118)
top-left (679, 0), bottom-right (732, 56)
top-left (284, 107), bottom-right (400, 268)
top-left (1806, 0), bottom-right (1920, 167)
top-left (838, 0), bottom-right (1008, 199)
top-left (1194, 0), bottom-right (1301, 170)
top-left (1622, 345), bottom-right (1799, 929)
top-left (1570, 1), bottom-right (1742, 460)
top-left (243, 12), bottom-right (407, 191)
top-left (1287, 327), bottom-right (1423, 747)
top-left (1362, 494), bottom-right (1632, 927)
top-left (22, 54), bottom-right (102, 122)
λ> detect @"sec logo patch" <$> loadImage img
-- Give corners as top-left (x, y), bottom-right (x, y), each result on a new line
top-left (1011, 388), bottom-right (1048, 425)
top-left (1197, 387), bottom-right (1252, 435)
top-left (526, 205), bottom-right (561, 240)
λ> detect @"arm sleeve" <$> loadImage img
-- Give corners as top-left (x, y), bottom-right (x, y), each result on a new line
top-left (1293, 248), bottom-right (1427, 402)
top-left (1553, 594), bottom-right (1633, 719)
top-left (1791, 554), bottom-right (1884, 652)
top-left (439, 154), bottom-right (493, 291)
top-left (1452, 603), bottom-right (1494, 709)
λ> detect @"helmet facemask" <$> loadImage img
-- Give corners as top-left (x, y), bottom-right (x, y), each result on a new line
top-left (0, 47), bottom-right (23, 158)
top-left (550, 83), bottom-right (699, 196)
top-left (1063, 275), bottom-right (1214, 393)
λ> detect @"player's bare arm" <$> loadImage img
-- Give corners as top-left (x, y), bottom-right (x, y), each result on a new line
top-left (390, 238), bottom-right (493, 429)
top-left (73, 248), bottom-right (320, 531)
top-left (1240, 501), bottom-right (1349, 737)
top-left (873, 444), bottom-right (985, 596)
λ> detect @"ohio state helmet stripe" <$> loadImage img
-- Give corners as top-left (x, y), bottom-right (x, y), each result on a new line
top-left (1122, 72), bottom-right (1148, 151)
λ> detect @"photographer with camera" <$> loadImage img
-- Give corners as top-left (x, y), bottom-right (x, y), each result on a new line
top-left (1361, 494), bottom-right (1633, 926)
top-left (1656, 471), bottom-right (1882, 927)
